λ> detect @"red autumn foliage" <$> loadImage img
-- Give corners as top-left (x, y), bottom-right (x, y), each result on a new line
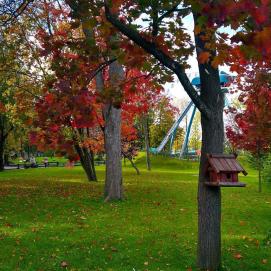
top-left (226, 61), bottom-right (271, 154)
top-left (30, 4), bottom-right (163, 160)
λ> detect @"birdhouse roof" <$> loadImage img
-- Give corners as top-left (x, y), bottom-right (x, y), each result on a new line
top-left (207, 154), bottom-right (247, 175)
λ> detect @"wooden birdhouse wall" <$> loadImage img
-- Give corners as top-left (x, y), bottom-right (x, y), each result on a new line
top-left (204, 154), bottom-right (247, 187)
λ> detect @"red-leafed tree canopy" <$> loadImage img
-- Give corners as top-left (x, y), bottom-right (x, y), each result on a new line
top-left (226, 61), bottom-right (271, 154)
top-left (226, 60), bottom-right (271, 191)
top-left (30, 5), bottom-right (163, 165)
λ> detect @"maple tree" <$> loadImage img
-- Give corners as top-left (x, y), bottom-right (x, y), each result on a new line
top-left (227, 61), bottom-right (271, 192)
top-left (29, 3), bottom-right (162, 183)
top-left (65, 0), bottom-right (169, 200)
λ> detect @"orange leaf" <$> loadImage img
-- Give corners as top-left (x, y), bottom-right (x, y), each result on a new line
top-left (198, 51), bottom-right (211, 64)
top-left (194, 25), bottom-right (201, 35)
top-left (233, 253), bottom-right (243, 260)
top-left (60, 261), bottom-right (68, 268)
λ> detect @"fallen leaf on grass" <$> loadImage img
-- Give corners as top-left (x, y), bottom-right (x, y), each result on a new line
top-left (262, 259), bottom-right (268, 264)
top-left (60, 261), bottom-right (68, 268)
top-left (233, 253), bottom-right (243, 260)
top-left (111, 247), bottom-right (118, 252)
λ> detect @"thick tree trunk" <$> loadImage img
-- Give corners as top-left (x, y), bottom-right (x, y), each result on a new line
top-left (196, 60), bottom-right (224, 271)
top-left (104, 104), bottom-right (122, 200)
top-left (103, 61), bottom-right (124, 201)
top-left (143, 114), bottom-right (151, 171)
top-left (194, 15), bottom-right (224, 270)
top-left (74, 144), bottom-right (97, 182)
top-left (197, 110), bottom-right (224, 271)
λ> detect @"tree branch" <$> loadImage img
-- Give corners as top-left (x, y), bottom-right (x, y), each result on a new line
top-left (158, 7), bottom-right (190, 23)
top-left (104, 2), bottom-right (211, 119)
top-left (87, 58), bottom-right (117, 83)
top-left (0, 0), bottom-right (33, 26)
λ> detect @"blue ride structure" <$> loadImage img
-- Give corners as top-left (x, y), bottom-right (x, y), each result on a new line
top-left (151, 71), bottom-right (233, 158)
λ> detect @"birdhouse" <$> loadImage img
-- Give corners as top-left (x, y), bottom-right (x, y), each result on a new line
top-left (205, 154), bottom-right (247, 187)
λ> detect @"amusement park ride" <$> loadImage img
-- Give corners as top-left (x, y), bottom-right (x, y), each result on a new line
top-left (150, 71), bottom-right (233, 158)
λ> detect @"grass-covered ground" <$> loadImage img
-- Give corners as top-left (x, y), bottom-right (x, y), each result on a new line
top-left (0, 154), bottom-right (270, 271)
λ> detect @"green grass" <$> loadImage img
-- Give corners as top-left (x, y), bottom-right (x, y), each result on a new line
top-left (0, 154), bottom-right (270, 271)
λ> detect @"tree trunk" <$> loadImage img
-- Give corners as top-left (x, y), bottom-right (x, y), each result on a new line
top-left (76, 6), bottom-right (124, 200)
top-left (4, 153), bottom-right (9, 166)
top-left (197, 109), bottom-right (224, 271)
top-left (194, 17), bottom-right (225, 270)
top-left (143, 114), bottom-right (151, 171)
top-left (123, 152), bottom-right (140, 175)
top-left (82, 147), bottom-right (97, 181)
top-left (258, 166), bottom-right (262, 193)
top-left (74, 144), bottom-right (97, 182)
top-left (257, 143), bottom-right (262, 193)
top-left (104, 104), bottom-right (122, 200)
top-left (103, 61), bottom-right (124, 201)
top-left (0, 116), bottom-right (5, 171)
top-left (0, 139), bottom-right (4, 171)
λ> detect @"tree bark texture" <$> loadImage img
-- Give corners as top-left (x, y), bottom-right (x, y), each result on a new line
top-left (195, 28), bottom-right (224, 270)
top-left (103, 61), bottom-right (124, 201)
top-left (74, 144), bottom-right (97, 181)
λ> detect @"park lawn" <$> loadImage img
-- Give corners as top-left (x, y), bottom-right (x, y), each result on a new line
top-left (11, 156), bottom-right (69, 165)
top-left (0, 155), bottom-right (270, 271)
